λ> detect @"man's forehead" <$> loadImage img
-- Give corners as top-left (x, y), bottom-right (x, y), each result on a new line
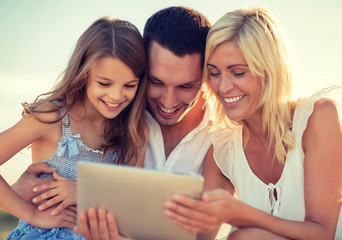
top-left (148, 41), bottom-right (202, 82)
top-left (149, 71), bottom-right (202, 87)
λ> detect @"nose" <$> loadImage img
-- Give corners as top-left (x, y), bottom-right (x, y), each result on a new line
top-left (108, 86), bottom-right (122, 101)
top-left (161, 87), bottom-right (178, 109)
top-left (218, 74), bottom-right (234, 94)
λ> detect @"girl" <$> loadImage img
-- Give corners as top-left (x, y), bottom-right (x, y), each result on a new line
top-left (1, 17), bottom-right (148, 239)
top-left (164, 8), bottom-right (342, 239)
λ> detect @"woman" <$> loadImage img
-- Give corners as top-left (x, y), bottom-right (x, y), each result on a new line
top-left (164, 7), bottom-right (342, 239)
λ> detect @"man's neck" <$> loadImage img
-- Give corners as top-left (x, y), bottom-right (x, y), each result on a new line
top-left (160, 95), bottom-right (206, 159)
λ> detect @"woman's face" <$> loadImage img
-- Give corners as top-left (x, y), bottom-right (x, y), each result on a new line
top-left (85, 56), bottom-right (139, 120)
top-left (207, 41), bottom-right (262, 122)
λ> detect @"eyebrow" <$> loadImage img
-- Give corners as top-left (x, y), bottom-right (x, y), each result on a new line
top-left (207, 63), bottom-right (248, 69)
top-left (96, 75), bottom-right (139, 83)
top-left (150, 74), bottom-right (201, 86)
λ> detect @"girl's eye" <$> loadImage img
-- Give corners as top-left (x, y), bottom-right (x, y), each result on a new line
top-left (98, 82), bottom-right (110, 87)
top-left (125, 84), bottom-right (138, 89)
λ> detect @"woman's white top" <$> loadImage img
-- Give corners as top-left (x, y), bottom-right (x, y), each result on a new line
top-left (212, 87), bottom-right (341, 239)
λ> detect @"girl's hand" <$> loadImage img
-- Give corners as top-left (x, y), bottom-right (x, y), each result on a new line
top-left (32, 172), bottom-right (77, 216)
top-left (31, 204), bottom-right (77, 229)
top-left (74, 208), bottom-right (133, 240)
top-left (163, 189), bottom-right (236, 233)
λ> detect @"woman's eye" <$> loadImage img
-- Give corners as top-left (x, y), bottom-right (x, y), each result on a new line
top-left (231, 70), bottom-right (248, 77)
top-left (209, 72), bottom-right (220, 77)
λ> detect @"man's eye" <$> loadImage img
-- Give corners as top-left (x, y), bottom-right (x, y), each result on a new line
top-left (179, 85), bottom-right (192, 90)
top-left (149, 79), bottom-right (163, 86)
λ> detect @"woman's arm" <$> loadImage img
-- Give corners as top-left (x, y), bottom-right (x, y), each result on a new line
top-left (164, 99), bottom-right (342, 240)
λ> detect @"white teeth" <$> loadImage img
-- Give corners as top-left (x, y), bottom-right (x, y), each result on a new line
top-left (105, 101), bottom-right (119, 108)
top-left (160, 106), bottom-right (176, 113)
top-left (224, 95), bottom-right (245, 103)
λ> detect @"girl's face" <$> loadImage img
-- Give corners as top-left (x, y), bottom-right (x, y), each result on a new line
top-left (85, 56), bottom-right (139, 120)
top-left (207, 41), bottom-right (262, 122)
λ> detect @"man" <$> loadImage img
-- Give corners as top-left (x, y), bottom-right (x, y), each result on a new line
top-left (13, 6), bottom-right (220, 240)
top-left (142, 6), bottom-right (212, 174)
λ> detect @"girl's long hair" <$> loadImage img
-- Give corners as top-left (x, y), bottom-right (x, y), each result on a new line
top-left (204, 8), bottom-right (294, 163)
top-left (23, 17), bottom-right (147, 165)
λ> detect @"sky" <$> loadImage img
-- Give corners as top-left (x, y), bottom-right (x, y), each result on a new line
top-left (0, 0), bottom-right (341, 184)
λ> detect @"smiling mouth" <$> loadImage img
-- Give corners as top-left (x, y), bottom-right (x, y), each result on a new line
top-left (223, 95), bottom-right (246, 103)
top-left (160, 106), bottom-right (177, 114)
top-left (103, 100), bottom-right (120, 108)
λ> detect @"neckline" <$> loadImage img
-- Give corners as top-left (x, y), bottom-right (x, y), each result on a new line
top-left (62, 114), bottom-right (105, 154)
top-left (236, 124), bottom-right (292, 187)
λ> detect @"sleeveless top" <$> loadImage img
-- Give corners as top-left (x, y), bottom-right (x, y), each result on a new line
top-left (7, 110), bottom-right (117, 240)
top-left (212, 87), bottom-right (342, 238)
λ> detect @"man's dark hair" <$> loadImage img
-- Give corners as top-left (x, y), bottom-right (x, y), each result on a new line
top-left (143, 6), bottom-right (211, 63)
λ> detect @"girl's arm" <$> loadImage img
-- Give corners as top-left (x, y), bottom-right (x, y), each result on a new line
top-left (164, 99), bottom-right (342, 240)
top-left (0, 112), bottom-right (76, 228)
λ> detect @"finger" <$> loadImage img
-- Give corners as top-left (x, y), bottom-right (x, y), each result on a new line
top-left (64, 209), bottom-right (78, 225)
top-left (33, 181), bottom-right (58, 193)
top-left (164, 209), bottom-right (212, 233)
top-left (67, 205), bottom-right (77, 212)
top-left (73, 225), bottom-right (81, 234)
top-left (53, 171), bottom-right (68, 181)
top-left (98, 209), bottom-right (110, 240)
top-left (164, 200), bottom-right (217, 226)
top-left (51, 200), bottom-right (69, 216)
top-left (170, 194), bottom-right (206, 212)
top-left (88, 208), bottom-right (101, 240)
top-left (28, 162), bottom-right (57, 175)
top-left (33, 188), bottom-right (59, 205)
top-left (78, 211), bottom-right (92, 239)
top-left (107, 212), bottom-right (119, 238)
top-left (37, 196), bottom-right (61, 211)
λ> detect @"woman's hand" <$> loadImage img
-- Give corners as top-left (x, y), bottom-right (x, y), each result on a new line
top-left (32, 171), bottom-right (77, 216)
top-left (163, 189), bottom-right (236, 233)
top-left (74, 208), bottom-right (133, 240)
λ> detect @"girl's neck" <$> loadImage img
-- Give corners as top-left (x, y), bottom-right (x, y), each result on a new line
top-left (69, 99), bottom-right (106, 125)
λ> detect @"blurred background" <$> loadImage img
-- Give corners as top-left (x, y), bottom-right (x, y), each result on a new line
top-left (0, 0), bottom-right (341, 238)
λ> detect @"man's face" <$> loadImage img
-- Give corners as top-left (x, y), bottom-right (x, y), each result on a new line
top-left (147, 41), bottom-right (203, 126)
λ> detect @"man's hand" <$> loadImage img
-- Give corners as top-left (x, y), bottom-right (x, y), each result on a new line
top-left (11, 162), bottom-right (56, 202)
top-left (74, 208), bottom-right (133, 240)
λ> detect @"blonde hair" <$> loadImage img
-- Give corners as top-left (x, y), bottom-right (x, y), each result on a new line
top-left (23, 17), bottom-right (147, 165)
top-left (204, 8), bottom-right (294, 163)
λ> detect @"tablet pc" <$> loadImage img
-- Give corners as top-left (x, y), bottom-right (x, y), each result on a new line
top-left (77, 162), bottom-right (204, 240)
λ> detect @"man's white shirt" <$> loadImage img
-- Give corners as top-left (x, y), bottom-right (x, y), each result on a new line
top-left (144, 106), bottom-right (214, 174)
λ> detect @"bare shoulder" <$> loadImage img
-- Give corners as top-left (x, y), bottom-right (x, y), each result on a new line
top-left (306, 98), bottom-right (339, 127)
top-left (29, 101), bottom-right (62, 123)
top-left (302, 97), bottom-right (342, 151)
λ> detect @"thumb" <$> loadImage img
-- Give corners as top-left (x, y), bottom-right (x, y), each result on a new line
top-left (28, 162), bottom-right (56, 176)
top-left (53, 171), bottom-right (67, 181)
top-left (73, 225), bottom-right (80, 234)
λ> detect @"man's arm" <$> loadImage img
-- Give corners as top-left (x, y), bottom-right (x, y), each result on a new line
top-left (12, 162), bottom-right (56, 202)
